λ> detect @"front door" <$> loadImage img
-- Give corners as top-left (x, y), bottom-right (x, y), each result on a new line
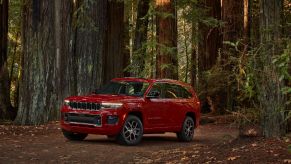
top-left (144, 83), bottom-right (168, 129)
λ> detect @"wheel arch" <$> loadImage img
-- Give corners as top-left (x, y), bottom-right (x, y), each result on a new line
top-left (127, 111), bottom-right (143, 123)
top-left (186, 112), bottom-right (196, 126)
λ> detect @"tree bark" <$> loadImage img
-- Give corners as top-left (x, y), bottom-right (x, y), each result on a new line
top-left (196, 0), bottom-right (222, 113)
top-left (221, 0), bottom-right (244, 111)
top-left (242, 0), bottom-right (250, 53)
top-left (222, 0), bottom-right (244, 57)
top-left (132, 0), bottom-right (150, 77)
top-left (0, 0), bottom-right (16, 120)
top-left (198, 0), bottom-right (222, 72)
top-left (74, 0), bottom-right (107, 93)
top-left (191, 22), bottom-right (198, 89)
top-left (15, 0), bottom-right (58, 125)
top-left (155, 0), bottom-right (178, 79)
top-left (103, 0), bottom-right (126, 84)
top-left (258, 0), bottom-right (286, 137)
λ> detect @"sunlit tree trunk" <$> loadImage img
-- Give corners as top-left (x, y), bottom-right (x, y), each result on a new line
top-left (258, 0), bottom-right (286, 137)
top-left (156, 0), bottom-right (178, 79)
top-left (243, 0), bottom-right (250, 53)
top-left (15, 0), bottom-right (58, 125)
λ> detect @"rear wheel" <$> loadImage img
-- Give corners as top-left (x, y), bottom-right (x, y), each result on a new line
top-left (117, 115), bottom-right (143, 146)
top-left (177, 116), bottom-right (195, 142)
top-left (62, 129), bottom-right (88, 141)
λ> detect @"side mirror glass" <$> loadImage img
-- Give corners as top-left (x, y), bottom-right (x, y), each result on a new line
top-left (146, 91), bottom-right (160, 99)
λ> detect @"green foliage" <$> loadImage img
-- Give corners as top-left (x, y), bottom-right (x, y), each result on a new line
top-left (7, 0), bottom-right (22, 108)
top-left (273, 41), bottom-right (291, 98)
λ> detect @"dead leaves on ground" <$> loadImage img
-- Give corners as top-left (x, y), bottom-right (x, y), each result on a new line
top-left (227, 156), bottom-right (241, 161)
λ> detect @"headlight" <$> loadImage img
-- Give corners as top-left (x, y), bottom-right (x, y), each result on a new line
top-left (64, 100), bottom-right (70, 106)
top-left (101, 102), bottom-right (123, 109)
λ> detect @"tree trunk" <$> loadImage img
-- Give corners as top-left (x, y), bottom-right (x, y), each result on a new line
top-left (222, 0), bottom-right (244, 50)
top-left (198, 0), bottom-right (222, 72)
top-left (74, 0), bottom-right (107, 93)
top-left (155, 0), bottom-right (178, 79)
top-left (55, 0), bottom-right (76, 116)
top-left (258, 0), bottom-right (286, 137)
top-left (221, 0), bottom-right (244, 111)
top-left (242, 0), bottom-right (250, 53)
top-left (103, 0), bottom-right (126, 84)
top-left (197, 0), bottom-right (222, 112)
top-left (191, 22), bottom-right (198, 89)
top-left (132, 0), bottom-right (150, 77)
top-left (15, 0), bottom-right (58, 125)
top-left (0, 0), bottom-right (16, 120)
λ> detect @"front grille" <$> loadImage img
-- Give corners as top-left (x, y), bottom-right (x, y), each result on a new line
top-left (69, 102), bottom-right (101, 111)
top-left (65, 113), bottom-right (101, 126)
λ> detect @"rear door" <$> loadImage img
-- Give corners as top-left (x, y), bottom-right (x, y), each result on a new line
top-left (163, 83), bottom-right (193, 127)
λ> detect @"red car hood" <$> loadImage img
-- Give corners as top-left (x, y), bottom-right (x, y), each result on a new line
top-left (65, 94), bottom-right (142, 103)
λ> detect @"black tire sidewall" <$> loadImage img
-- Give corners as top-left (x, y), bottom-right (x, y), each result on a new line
top-left (180, 116), bottom-right (195, 142)
top-left (118, 115), bottom-right (143, 146)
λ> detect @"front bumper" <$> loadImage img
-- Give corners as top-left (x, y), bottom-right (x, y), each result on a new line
top-left (60, 106), bottom-right (126, 136)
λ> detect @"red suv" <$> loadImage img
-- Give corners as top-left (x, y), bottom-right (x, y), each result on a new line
top-left (60, 78), bottom-right (200, 145)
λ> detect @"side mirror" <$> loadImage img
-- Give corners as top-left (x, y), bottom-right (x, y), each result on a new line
top-left (146, 91), bottom-right (160, 99)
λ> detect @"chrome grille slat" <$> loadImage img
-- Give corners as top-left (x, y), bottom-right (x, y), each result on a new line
top-left (68, 101), bottom-right (101, 111)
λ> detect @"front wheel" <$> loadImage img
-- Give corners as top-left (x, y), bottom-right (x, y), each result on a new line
top-left (62, 129), bottom-right (88, 141)
top-left (177, 116), bottom-right (195, 142)
top-left (117, 115), bottom-right (143, 146)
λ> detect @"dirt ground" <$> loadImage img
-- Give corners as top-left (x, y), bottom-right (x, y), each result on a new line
top-left (0, 121), bottom-right (290, 164)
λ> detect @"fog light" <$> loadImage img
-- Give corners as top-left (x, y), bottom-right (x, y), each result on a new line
top-left (107, 115), bottom-right (118, 124)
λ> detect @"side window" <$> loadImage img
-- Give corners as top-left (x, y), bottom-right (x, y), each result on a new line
top-left (164, 84), bottom-right (179, 99)
top-left (164, 83), bottom-right (193, 99)
top-left (148, 83), bottom-right (163, 98)
top-left (177, 85), bottom-right (193, 98)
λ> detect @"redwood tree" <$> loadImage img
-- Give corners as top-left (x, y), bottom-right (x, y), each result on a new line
top-left (196, 0), bottom-right (222, 112)
top-left (132, 0), bottom-right (150, 76)
top-left (198, 0), bottom-right (222, 72)
top-left (74, 0), bottom-right (107, 93)
top-left (156, 0), bottom-right (178, 79)
top-left (103, 0), bottom-right (127, 84)
top-left (15, 0), bottom-right (58, 125)
top-left (257, 0), bottom-right (286, 137)
top-left (221, 0), bottom-right (244, 110)
top-left (222, 0), bottom-right (244, 55)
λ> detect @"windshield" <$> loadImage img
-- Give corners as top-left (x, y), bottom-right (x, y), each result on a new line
top-left (96, 81), bottom-right (150, 97)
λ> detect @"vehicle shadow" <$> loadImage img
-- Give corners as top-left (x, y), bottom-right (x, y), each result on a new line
top-left (79, 134), bottom-right (208, 147)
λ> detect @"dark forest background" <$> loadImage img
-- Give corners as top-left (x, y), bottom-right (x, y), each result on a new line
top-left (0, 0), bottom-right (290, 137)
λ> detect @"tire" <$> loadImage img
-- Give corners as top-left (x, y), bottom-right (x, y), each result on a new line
top-left (62, 129), bottom-right (88, 141)
top-left (176, 116), bottom-right (195, 142)
top-left (117, 115), bottom-right (143, 146)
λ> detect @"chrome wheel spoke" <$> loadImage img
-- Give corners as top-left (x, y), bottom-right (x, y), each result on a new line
top-left (123, 119), bottom-right (141, 142)
top-left (184, 120), bottom-right (194, 138)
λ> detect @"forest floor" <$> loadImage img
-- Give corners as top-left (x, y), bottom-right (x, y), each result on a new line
top-left (0, 117), bottom-right (290, 164)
